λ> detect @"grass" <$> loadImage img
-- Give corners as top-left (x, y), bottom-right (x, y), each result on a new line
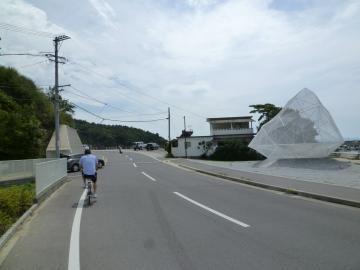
top-left (0, 183), bottom-right (35, 237)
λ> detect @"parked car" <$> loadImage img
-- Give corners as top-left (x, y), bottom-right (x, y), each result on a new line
top-left (61, 153), bottom-right (105, 172)
top-left (146, 143), bottom-right (159, 151)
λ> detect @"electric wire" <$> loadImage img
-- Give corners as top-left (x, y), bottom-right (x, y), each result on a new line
top-left (68, 60), bottom-right (206, 119)
top-left (71, 102), bottom-right (167, 123)
top-left (0, 53), bottom-right (46, 57)
top-left (68, 85), bottom-right (167, 117)
top-left (15, 60), bottom-right (49, 69)
top-left (67, 62), bottom-right (165, 113)
top-left (0, 22), bottom-right (55, 38)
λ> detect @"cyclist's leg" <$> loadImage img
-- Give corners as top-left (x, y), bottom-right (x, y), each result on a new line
top-left (92, 174), bottom-right (97, 194)
top-left (82, 171), bottom-right (86, 187)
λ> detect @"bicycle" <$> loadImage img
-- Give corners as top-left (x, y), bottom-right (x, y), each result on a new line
top-left (84, 178), bottom-right (93, 206)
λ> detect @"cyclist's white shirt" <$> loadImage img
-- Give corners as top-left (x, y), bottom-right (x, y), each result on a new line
top-left (80, 154), bottom-right (98, 175)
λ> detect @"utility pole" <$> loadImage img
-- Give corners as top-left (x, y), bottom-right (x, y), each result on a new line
top-left (167, 107), bottom-right (171, 154)
top-left (183, 116), bottom-right (187, 158)
top-left (53, 35), bottom-right (70, 158)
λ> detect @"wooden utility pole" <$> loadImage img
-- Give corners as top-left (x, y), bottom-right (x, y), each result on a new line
top-left (183, 116), bottom-right (187, 158)
top-left (167, 107), bottom-right (171, 154)
top-left (53, 35), bottom-right (70, 158)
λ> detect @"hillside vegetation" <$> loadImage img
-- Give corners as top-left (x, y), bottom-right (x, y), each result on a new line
top-left (74, 119), bottom-right (166, 148)
top-left (0, 66), bottom-right (165, 159)
top-left (0, 66), bottom-right (73, 160)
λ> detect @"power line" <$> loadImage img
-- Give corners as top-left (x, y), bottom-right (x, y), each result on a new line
top-left (0, 22), bottom-right (55, 38)
top-left (71, 102), bottom-right (167, 123)
top-left (67, 62), bottom-right (164, 113)
top-left (0, 53), bottom-right (45, 57)
top-left (71, 103), bottom-right (105, 120)
top-left (68, 60), bottom-right (206, 119)
top-left (68, 85), bottom-right (167, 116)
top-left (16, 60), bottom-right (49, 69)
top-left (106, 118), bottom-right (168, 123)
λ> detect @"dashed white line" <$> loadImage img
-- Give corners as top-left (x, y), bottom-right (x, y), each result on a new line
top-left (68, 189), bottom-right (87, 270)
top-left (173, 192), bottom-right (250, 228)
top-left (133, 163), bottom-right (137, 168)
top-left (141, 172), bottom-right (157, 182)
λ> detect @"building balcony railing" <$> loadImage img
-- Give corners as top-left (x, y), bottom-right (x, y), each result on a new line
top-left (211, 128), bottom-right (253, 136)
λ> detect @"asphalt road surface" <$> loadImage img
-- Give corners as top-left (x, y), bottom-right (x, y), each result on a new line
top-left (1, 150), bottom-right (360, 270)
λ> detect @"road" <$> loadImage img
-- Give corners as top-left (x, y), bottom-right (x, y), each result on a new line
top-left (1, 150), bottom-right (360, 270)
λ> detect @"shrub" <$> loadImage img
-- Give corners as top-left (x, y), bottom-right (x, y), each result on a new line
top-left (0, 183), bottom-right (35, 236)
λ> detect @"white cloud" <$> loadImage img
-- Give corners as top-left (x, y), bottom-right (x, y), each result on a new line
top-left (88, 0), bottom-right (117, 28)
top-left (0, 0), bottom-right (359, 138)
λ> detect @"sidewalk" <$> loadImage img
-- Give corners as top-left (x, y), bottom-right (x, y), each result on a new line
top-left (169, 158), bottom-right (360, 208)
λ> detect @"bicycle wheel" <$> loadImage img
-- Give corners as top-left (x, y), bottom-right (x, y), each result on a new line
top-left (88, 193), bottom-right (91, 205)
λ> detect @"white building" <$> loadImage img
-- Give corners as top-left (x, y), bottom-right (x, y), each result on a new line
top-left (171, 136), bottom-right (213, 158)
top-left (207, 116), bottom-right (254, 141)
top-left (171, 116), bottom-right (255, 158)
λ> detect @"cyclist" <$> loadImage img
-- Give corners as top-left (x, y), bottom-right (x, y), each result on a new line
top-left (80, 148), bottom-right (98, 198)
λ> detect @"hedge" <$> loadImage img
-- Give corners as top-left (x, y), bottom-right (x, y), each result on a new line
top-left (0, 183), bottom-right (35, 236)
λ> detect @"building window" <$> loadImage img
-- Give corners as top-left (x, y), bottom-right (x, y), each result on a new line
top-left (212, 123), bottom-right (231, 130)
top-left (232, 122), bottom-right (249, 129)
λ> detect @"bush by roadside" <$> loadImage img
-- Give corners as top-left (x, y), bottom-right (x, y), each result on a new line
top-left (205, 140), bottom-right (264, 161)
top-left (0, 183), bottom-right (35, 236)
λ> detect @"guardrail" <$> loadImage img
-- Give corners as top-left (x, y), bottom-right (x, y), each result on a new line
top-left (35, 158), bottom-right (67, 199)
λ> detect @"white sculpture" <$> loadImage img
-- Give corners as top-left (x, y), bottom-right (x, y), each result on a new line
top-left (249, 88), bottom-right (344, 160)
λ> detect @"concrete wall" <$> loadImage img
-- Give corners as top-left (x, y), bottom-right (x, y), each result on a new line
top-left (172, 137), bottom-right (213, 157)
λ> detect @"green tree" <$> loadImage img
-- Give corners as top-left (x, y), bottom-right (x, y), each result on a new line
top-left (249, 103), bottom-right (281, 130)
top-left (0, 66), bottom-right (74, 160)
top-left (74, 119), bottom-right (166, 148)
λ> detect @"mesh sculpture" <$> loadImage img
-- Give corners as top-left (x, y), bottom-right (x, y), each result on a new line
top-left (249, 88), bottom-right (344, 160)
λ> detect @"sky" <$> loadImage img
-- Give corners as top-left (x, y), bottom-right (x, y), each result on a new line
top-left (0, 0), bottom-right (359, 139)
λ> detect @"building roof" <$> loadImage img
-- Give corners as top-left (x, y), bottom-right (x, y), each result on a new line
top-left (176, 135), bottom-right (213, 139)
top-left (207, 116), bottom-right (254, 122)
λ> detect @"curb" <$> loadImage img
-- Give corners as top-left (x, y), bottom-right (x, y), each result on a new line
top-left (35, 176), bottom-right (68, 204)
top-left (176, 163), bottom-right (360, 209)
top-left (0, 204), bottom-right (38, 250)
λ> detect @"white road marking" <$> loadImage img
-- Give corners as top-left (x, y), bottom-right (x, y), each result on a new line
top-left (133, 163), bottom-right (137, 168)
top-left (129, 158), bottom-right (133, 161)
top-left (141, 172), bottom-right (157, 182)
top-left (68, 190), bottom-right (87, 270)
top-left (173, 192), bottom-right (250, 228)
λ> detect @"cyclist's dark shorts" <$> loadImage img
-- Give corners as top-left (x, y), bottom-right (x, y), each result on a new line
top-left (83, 173), bottom-right (97, 183)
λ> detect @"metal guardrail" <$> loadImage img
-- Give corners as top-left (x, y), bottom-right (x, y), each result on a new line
top-left (35, 158), bottom-right (67, 197)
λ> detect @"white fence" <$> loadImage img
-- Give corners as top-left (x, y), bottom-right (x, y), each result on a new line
top-left (0, 158), bottom-right (50, 182)
top-left (35, 159), bottom-right (67, 197)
